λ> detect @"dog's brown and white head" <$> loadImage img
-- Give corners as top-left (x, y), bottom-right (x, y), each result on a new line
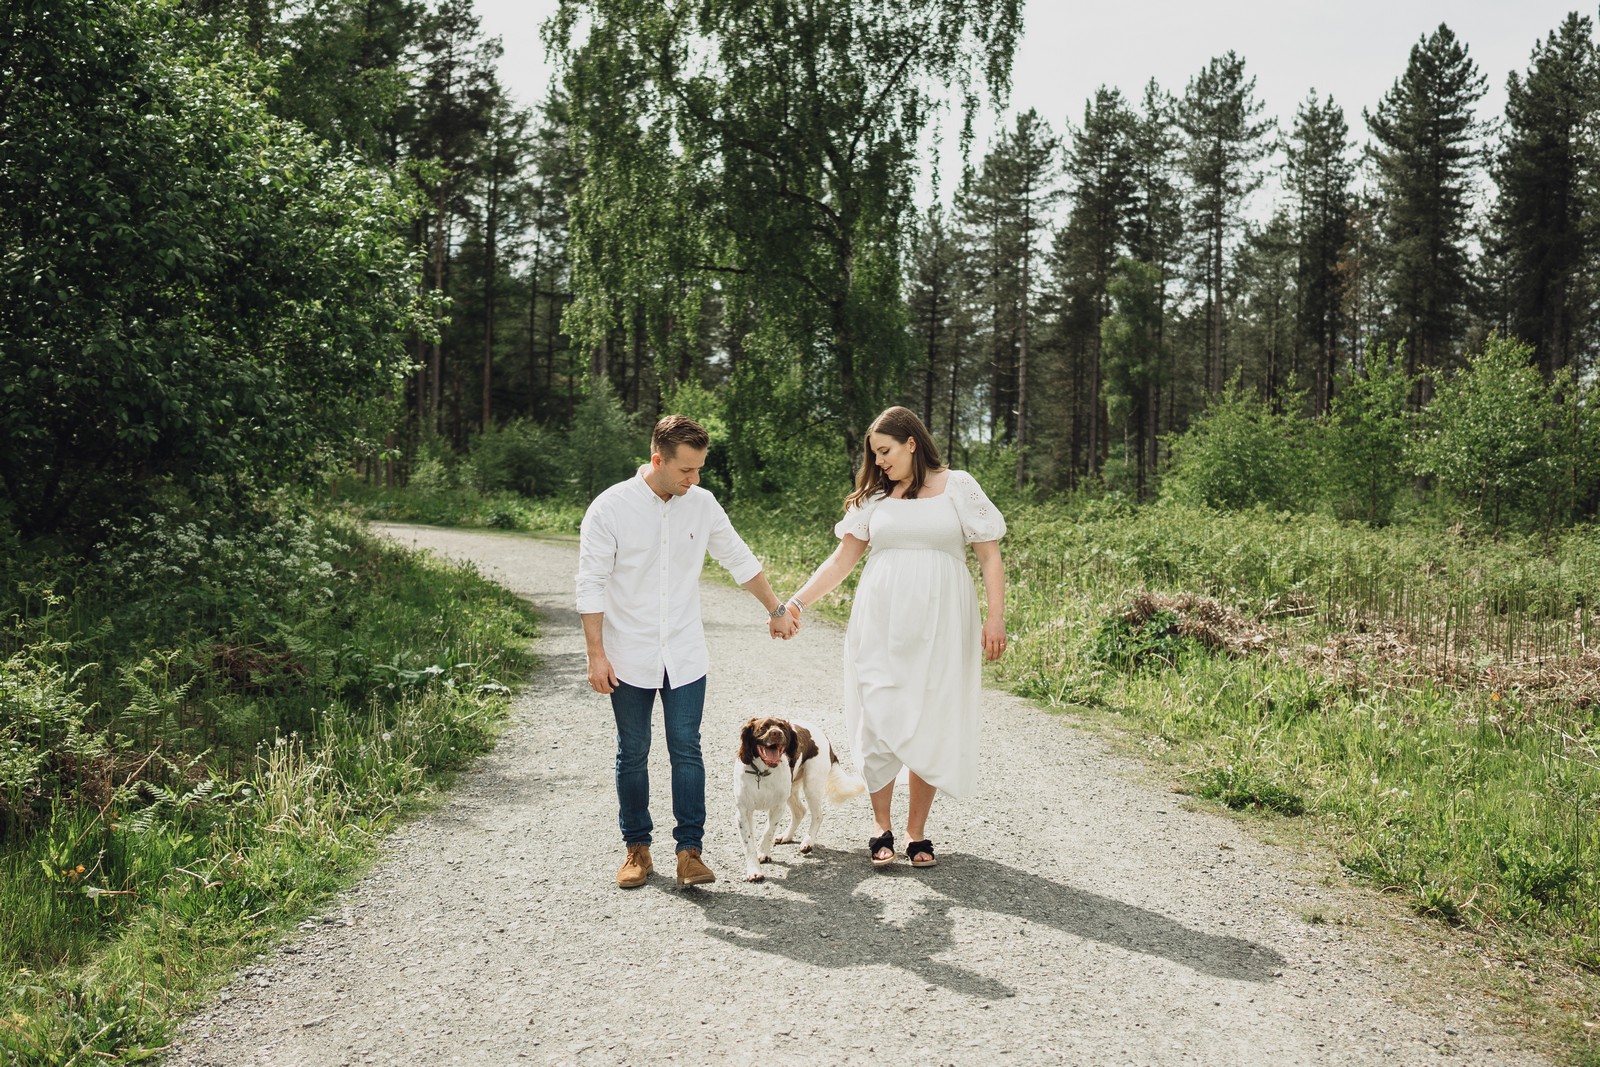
top-left (738, 716), bottom-right (818, 770)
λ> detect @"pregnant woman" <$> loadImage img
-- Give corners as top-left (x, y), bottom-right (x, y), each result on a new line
top-left (783, 406), bottom-right (1007, 869)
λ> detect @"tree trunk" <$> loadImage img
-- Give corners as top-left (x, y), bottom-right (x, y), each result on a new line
top-left (431, 185), bottom-right (448, 433)
top-left (482, 180), bottom-right (498, 433)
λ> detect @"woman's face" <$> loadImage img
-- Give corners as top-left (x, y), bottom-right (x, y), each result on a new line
top-left (868, 431), bottom-right (916, 484)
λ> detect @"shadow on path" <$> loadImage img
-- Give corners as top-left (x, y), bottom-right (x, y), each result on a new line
top-left (678, 848), bottom-right (1283, 1000)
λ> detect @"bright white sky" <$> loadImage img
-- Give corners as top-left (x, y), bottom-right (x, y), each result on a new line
top-left (474, 0), bottom-right (1592, 209)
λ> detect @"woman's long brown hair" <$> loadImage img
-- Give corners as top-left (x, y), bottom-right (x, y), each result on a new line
top-left (844, 406), bottom-right (945, 510)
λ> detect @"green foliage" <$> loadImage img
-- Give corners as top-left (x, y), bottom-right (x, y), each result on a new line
top-left (468, 419), bottom-right (557, 498)
top-left (1407, 334), bottom-right (1586, 532)
top-left (564, 379), bottom-right (642, 500)
top-left (0, 0), bottom-right (419, 540)
top-left (550, 0), bottom-right (1021, 460)
top-left (1161, 382), bottom-right (1310, 511)
top-left (1192, 763), bottom-right (1307, 816)
top-left (1366, 24), bottom-right (1486, 371)
top-left (0, 629), bottom-right (105, 839)
top-left (0, 510), bottom-right (537, 1062)
top-left (1092, 609), bottom-right (1196, 670)
top-left (1318, 348), bottom-right (1412, 523)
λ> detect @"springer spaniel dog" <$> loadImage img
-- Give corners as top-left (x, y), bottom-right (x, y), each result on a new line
top-left (734, 716), bottom-right (865, 882)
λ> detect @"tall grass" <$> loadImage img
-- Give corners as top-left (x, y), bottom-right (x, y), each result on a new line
top-left (0, 507), bottom-right (537, 1063)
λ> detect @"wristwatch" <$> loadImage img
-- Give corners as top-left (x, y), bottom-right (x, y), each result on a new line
top-left (768, 603), bottom-right (789, 619)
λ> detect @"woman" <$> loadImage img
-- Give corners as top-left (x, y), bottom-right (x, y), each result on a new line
top-left (782, 406), bottom-right (1006, 868)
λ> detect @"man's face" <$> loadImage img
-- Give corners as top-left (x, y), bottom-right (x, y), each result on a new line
top-left (648, 444), bottom-right (707, 498)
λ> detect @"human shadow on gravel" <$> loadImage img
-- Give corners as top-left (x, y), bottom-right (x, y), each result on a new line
top-left (677, 849), bottom-right (1283, 1000)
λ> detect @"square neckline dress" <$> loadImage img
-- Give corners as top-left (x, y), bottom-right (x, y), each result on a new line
top-left (833, 469), bottom-right (1006, 798)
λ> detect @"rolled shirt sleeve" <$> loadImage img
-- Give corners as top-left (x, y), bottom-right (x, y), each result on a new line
top-left (575, 497), bottom-right (618, 614)
top-left (706, 500), bottom-right (763, 585)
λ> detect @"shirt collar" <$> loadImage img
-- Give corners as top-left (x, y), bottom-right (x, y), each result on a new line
top-left (630, 465), bottom-right (669, 505)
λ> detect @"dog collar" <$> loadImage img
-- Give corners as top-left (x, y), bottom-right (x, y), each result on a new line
top-left (745, 765), bottom-right (773, 779)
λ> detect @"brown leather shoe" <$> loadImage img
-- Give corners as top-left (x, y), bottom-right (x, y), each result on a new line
top-left (616, 844), bottom-right (652, 888)
top-left (675, 847), bottom-right (716, 886)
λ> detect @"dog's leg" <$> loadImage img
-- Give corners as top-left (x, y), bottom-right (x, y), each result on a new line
top-left (738, 806), bottom-right (764, 882)
top-left (798, 767), bottom-right (826, 853)
top-left (757, 804), bottom-right (779, 864)
top-left (779, 786), bottom-right (806, 848)
top-left (774, 791), bottom-right (799, 845)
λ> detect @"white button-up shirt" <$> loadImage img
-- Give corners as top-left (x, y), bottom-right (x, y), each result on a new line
top-left (576, 467), bottom-right (764, 689)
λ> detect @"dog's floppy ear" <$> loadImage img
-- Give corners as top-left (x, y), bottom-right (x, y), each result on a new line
top-left (790, 724), bottom-right (819, 765)
top-left (738, 718), bottom-right (761, 765)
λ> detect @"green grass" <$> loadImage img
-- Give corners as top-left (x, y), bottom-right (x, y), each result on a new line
top-left (0, 508), bottom-right (537, 1063)
top-left (326, 479), bottom-right (585, 534)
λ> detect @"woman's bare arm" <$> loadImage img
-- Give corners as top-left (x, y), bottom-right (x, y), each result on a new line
top-left (785, 535), bottom-right (869, 618)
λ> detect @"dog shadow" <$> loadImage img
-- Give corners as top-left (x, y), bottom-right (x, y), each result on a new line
top-left (678, 847), bottom-right (1284, 1000)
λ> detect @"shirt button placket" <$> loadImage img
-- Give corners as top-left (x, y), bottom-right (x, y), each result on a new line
top-left (660, 508), bottom-right (669, 649)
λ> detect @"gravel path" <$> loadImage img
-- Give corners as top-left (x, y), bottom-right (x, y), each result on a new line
top-left (165, 524), bottom-right (1551, 1067)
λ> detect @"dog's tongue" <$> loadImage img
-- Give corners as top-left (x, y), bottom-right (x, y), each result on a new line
top-left (760, 748), bottom-right (782, 767)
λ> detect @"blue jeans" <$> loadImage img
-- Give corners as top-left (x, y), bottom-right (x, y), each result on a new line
top-left (610, 673), bottom-right (707, 853)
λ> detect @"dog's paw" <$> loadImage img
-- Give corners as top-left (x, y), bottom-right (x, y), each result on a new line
top-left (773, 832), bottom-right (794, 845)
top-left (798, 841), bottom-right (814, 854)
top-left (744, 870), bottom-right (765, 883)
top-left (756, 852), bottom-right (771, 864)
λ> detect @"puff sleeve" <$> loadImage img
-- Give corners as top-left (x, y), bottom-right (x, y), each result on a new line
top-left (832, 493), bottom-right (883, 541)
top-left (949, 470), bottom-right (1006, 543)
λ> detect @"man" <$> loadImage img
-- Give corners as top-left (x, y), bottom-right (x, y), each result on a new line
top-left (576, 415), bottom-right (798, 888)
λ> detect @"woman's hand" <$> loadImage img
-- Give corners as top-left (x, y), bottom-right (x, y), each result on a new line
top-left (982, 616), bottom-right (1007, 661)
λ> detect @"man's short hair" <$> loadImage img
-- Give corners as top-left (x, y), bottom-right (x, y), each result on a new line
top-left (652, 415), bottom-right (710, 459)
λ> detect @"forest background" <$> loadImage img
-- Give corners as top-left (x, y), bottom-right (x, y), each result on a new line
top-left (2, 0), bottom-right (1600, 1062)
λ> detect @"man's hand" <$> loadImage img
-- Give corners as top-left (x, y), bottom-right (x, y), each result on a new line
top-left (768, 612), bottom-right (799, 640)
top-left (587, 653), bottom-right (620, 694)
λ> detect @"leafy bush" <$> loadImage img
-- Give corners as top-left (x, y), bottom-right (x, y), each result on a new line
top-left (469, 419), bottom-right (556, 497)
top-left (1161, 382), bottom-right (1311, 512)
top-left (564, 380), bottom-right (642, 499)
top-left (1317, 348), bottom-right (1412, 524)
top-left (0, 0), bottom-right (418, 541)
top-left (0, 636), bottom-right (105, 837)
top-left (1092, 609), bottom-right (1197, 670)
top-left (1407, 334), bottom-right (1589, 533)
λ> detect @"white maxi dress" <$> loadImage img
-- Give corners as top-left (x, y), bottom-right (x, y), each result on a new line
top-left (834, 469), bottom-right (1006, 799)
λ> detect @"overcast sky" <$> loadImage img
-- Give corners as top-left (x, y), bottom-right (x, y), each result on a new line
top-left (473, 0), bottom-right (1594, 207)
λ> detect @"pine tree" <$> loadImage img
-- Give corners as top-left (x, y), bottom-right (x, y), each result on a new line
top-left (402, 0), bottom-right (502, 435)
top-left (1365, 23), bottom-right (1487, 396)
top-left (905, 206), bottom-right (977, 460)
top-left (1284, 90), bottom-right (1355, 413)
top-left (1177, 53), bottom-right (1274, 396)
top-left (1051, 88), bottom-right (1137, 484)
top-left (955, 109), bottom-right (1062, 477)
top-left (1492, 13), bottom-right (1599, 379)
top-left (1100, 258), bottom-right (1166, 497)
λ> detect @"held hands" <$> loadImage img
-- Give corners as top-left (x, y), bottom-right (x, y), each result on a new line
top-left (768, 609), bottom-right (799, 640)
top-left (982, 616), bottom-right (1007, 662)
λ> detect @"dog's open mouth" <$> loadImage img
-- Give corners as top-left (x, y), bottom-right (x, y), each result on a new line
top-left (757, 742), bottom-right (784, 767)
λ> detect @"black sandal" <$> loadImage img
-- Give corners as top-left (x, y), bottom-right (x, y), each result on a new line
top-left (906, 839), bottom-right (936, 868)
top-left (868, 830), bottom-right (895, 867)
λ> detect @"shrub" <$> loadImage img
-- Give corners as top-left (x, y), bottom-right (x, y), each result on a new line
top-left (1408, 334), bottom-right (1585, 534)
top-left (1317, 348), bottom-right (1412, 524)
top-left (1161, 382), bottom-right (1311, 512)
top-left (563, 380), bottom-right (641, 500)
top-left (469, 419), bottom-right (555, 497)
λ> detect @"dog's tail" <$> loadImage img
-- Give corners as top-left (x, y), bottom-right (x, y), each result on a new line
top-left (825, 757), bottom-right (867, 804)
